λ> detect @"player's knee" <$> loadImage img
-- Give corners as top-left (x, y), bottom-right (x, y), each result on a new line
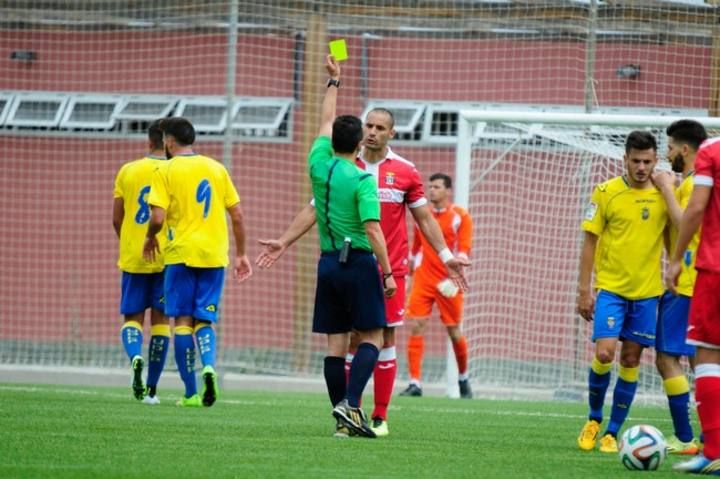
top-left (595, 350), bottom-right (614, 364)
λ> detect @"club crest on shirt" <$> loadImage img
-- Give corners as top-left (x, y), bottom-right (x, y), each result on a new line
top-left (385, 171), bottom-right (395, 185)
top-left (641, 207), bottom-right (650, 220)
top-left (607, 316), bottom-right (615, 329)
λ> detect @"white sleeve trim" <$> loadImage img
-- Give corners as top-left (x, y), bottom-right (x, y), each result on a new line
top-left (408, 197), bottom-right (428, 208)
top-left (694, 175), bottom-right (714, 187)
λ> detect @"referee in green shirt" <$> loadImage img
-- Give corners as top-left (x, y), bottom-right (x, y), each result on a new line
top-left (309, 55), bottom-right (396, 438)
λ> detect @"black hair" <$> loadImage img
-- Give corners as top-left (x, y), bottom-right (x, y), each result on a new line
top-left (147, 119), bottom-right (164, 150)
top-left (430, 172), bottom-right (452, 189)
top-left (666, 119), bottom-right (708, 151)
top-left (332, 115), bottom-right (363, 154)
top-left (625, 130), bottom-right (657, 154)
top-left (161, 117), bottom-right (195, 146)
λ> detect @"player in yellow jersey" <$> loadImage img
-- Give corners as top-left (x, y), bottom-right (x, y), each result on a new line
top-left (144, 117), bottom-right (252, 408)
top-left (651, 120), bottom-right (707, 455)
top-left (576, 131), bottom-right (668, 453)
top-left (112, 120), bottom-right (170, 404)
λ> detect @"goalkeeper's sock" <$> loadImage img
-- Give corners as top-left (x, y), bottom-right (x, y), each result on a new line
top-left (323, 356), bottom-right (346, 407)
top-left (120, 320), bottom-right (143, 362)
top-left (372, 346), bottom-right (397, 421)
top-left (695, 364), bottom-right (720, 460)
top-left (452, 336), bottom-right (468, 375)
top-left (664, 375), bottom-right (694, 443)
top-left (346, 343), bottom-right (379, 408)
top-left (587, 357), bottom-right (612, 422)
top-left (606, 366), bottom-right (639, 437)
top-left (146, 324), bottom-right (170, 392)
top-left (194, 322), bottom-right (216, 368)
top-left (407, 335), bottom-right (424, 382)
top-left (174, 326), bottom-right (197, 398)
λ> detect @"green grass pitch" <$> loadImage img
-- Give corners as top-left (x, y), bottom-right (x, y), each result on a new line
top-left (0, 383), bottom-right (697, 478)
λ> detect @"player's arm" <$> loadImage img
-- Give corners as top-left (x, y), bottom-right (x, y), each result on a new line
top-left (364, 220), bottom-right (397, 298)
top-left (143, 205), bottom-right (165, 262)
top-left (652, 170), bottom-right (682, 227)
top-left (228, 202), bottom-right (252, 282)
top-left (317, 55), bottom-right (340, 138)
top-left (577, 231), bottom-right (598, 322)
top-left (256, 202), bottom-right (317, 269)
top-left (112, 198), bottom-right (124, 238)
top-left (666, 185), bottom-right (711, 293)
top-left (409, 205), bottom-right (469, 291)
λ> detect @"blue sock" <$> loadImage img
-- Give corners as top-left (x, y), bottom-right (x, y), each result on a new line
top-left (120, 321), bottom-right (143, 362)
top-left (346, 343), bottom-right (379, 408)
top-left (174, 326), bottom-right (197, 398)
top-left (606, 377), bottom-right (638, 436)
top-left (588, 368), bottom-right (611, 422)
top-left (145, 324), bottom-right (170, 391)
top-left (323, 356), bottom-right (346, 407)
top-left (195, 324), bottom-right (216, 369)
top-left (668, 392), bottom-right (694, 442)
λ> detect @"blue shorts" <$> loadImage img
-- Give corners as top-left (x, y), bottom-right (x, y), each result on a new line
top-left (656, 290), bottom-right (695, 357)
top-left (592, 290), bottom-right (658, 347)
top-left (312, 250), bottom-right (387, 334)
top-left (164, 264), bottom-right (225, 322)
top-left (120, 271), bottom-right (165, 315)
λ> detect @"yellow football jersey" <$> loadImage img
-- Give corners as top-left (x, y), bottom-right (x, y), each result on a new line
top-left (670, 174), bottom-right (700, 296)
top-left (113, 156), bottom-right (167, 273)
top-left (582, 175), bottom-right (667, 300)
top-left (148, 154), bottom-right (240, 268)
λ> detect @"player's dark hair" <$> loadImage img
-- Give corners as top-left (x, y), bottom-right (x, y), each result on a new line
top-left (147, 119), bottom-right (164, 150)
top-left (666, 119), bottom-right (708, 151)
top-left (430, 172), bottom-right (452, 189)
top-left (332, 115), bottom-right (363, 154)
top-left (368, 108), bottom-right (395, 129)
top-left (625, 130), bottom-right (657, 154)
top-left (161, 117), bottom-right (195, 146)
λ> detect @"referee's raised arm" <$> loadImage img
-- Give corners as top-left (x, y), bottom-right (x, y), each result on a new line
top-left (318, 55), bottom-right (340, 138)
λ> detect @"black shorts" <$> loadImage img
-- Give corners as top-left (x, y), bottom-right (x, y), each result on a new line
top-left (312, 250), bottom-right (387, 334)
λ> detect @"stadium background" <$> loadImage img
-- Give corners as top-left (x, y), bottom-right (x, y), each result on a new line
top-left (1, 0), bottom-right (717, 400)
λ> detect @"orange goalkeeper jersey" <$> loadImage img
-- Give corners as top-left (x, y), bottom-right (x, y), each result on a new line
top-left (411, 204), bottom-right (472, 281)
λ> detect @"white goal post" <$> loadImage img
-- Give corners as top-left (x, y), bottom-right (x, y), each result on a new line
top-left (452, 111), bottom-right (720, 403)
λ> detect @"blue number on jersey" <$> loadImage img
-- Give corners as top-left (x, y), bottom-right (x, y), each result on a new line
top-left (196, 179), bottom-right (212, 218)
top-left (135, 185), bottom-right (151, 224)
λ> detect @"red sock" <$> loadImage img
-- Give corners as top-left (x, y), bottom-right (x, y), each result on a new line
top-left (452, 336), bottom-right (468, 375)
top-left (696, 373), bottom-right (720, 460)
top-left (407, 335), bottom-right (424, 382)
top-left (344, 350), bottom-right (355, 385)
top-left (372, 347), bottom-right (397, 421)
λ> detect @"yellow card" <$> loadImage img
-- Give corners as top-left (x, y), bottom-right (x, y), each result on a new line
top-left (329, 39), bottom-right (348, 61)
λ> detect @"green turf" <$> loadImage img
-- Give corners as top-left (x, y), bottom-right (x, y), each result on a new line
top-left (0, 383), bottom-right (699, 478)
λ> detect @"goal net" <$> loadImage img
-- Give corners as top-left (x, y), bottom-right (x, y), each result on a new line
top-left (456, 111), bottom-right (720, 403)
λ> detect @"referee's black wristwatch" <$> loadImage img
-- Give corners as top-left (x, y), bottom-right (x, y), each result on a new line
top-left (327, 78), bottom-right (340, 88)
top-left (382, 272), bottom-right (393, 287)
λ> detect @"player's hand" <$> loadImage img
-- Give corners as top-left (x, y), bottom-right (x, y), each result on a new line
top-left (234, 254), bottom-right (252, 282)
top-left (383, 275), bottom-right (397, 298)
top-left (445, 255), bottom-right (471, 291)
top-left (576, 290), bottom-right (595, 322)
top-left (142, 235), bottom-right (160, 262)
top-left (326, 54), bottom-right (340, 79)
top-left (255, 239), bottom-right (286, 269)
top-left (664, 259), bottom-right (682, 295)
top-left (651, 170), bottom-right (676, 191)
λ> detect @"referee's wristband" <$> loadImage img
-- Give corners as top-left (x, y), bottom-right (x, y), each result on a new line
top-left (382, 272), bottom-right (393, 287)
top-left (438, 248), bottom-right (454, 264)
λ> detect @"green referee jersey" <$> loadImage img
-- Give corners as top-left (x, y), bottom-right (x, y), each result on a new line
top-left (308, 136), bottom-right (380, 252)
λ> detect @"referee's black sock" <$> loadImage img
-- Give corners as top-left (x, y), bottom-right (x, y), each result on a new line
top-left (323, 356), bottom-right (346, 407)
top-left (346, 343), bottom-right (379, 408)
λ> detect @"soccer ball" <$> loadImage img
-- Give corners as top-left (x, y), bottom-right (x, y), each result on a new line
top-left (618, 425), bottom-right (667, 471)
